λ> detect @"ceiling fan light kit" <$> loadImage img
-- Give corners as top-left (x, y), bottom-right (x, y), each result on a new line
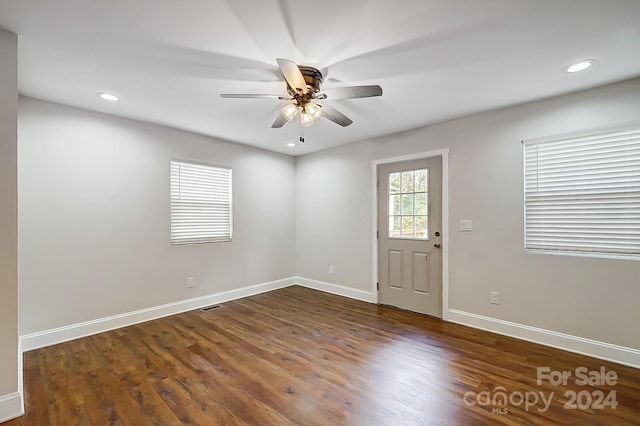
top-left (281, 103), bottom-right (299, 121)
top-left (300, 110), bottom-right (315, 127)
top-left (305, 102), bottom-right (322, 121)
top-left (282, 101), bottom-right (322, 127)
top-left (220, 58), bottom-right (383, 131)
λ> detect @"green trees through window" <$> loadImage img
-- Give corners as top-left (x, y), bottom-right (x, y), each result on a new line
top-left (388, 169), bottom-right (428, 239)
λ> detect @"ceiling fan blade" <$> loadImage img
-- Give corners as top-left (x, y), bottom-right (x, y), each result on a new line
top-left (321, 104), bottom-right (353, 127)
top-left (220, 94), bottom-right (290, 100)
top-left (276, 58), bottom-right (308, 94)
top-left (317, 85), bottom-right (383, 101)
top-left (271, 113), bottom-right (288, 128)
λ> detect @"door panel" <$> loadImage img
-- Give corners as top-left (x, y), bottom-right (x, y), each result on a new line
top-left (378, 157), bottom-right (442, 317)
top-left (388, 250), bottom-right (404, 289)
top-left (412, 252), bottom-right (430, 294)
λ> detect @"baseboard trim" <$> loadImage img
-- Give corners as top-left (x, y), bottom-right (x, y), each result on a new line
top-left (0, 392), bottom-right (23, 423)
top-left (294, 276), bottom-right (376, 303)
top-left (20, 277), bottom-right (296, 352)
top-left (445, 308), bottom-right (640, 369)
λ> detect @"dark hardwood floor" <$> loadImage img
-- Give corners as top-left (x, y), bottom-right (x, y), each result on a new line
top-left (4, 285), bottom-right (639, 425)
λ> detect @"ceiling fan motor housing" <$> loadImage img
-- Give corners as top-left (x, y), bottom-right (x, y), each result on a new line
top-left (288, 66), bottom-right (324, 95)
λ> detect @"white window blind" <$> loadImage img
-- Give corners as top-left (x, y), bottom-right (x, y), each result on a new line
top-left (170, 159), bottom-right (232, 245)
top-left (523, 121), bottom-right (640, 257)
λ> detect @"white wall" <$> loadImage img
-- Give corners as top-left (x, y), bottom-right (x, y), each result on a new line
top-left (0, 28), bottom-right (20, 420)
top-left (18, 98), bottom-right (296, 335)
top-left (296, 78), bottom-right (640, 350)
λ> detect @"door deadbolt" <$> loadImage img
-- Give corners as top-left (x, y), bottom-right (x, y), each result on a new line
top-left (434, 231), bottom-right (440, 237)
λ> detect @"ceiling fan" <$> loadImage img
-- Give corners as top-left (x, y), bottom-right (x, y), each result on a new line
top-left (221, 58), bottom-right (382, 128)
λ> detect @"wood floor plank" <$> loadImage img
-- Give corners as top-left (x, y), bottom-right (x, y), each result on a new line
top-left (4, 285), bottom-right (639, 425)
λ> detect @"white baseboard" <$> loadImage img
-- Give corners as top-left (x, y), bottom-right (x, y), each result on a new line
top-left (0, 392), bottom-right (23, 423)
top-left (445, 309), bottom-right (640, 369)
top-left (294, 276), bottom-right (376, 303)
top-left (20, 277), bottom-right (296, 352)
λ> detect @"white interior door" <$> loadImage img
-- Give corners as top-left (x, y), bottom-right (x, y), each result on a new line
top-left (377, 157), bottom-right (442, 317)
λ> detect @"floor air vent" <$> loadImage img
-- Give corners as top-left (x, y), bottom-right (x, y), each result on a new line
top-left (200, 305), bottom-right (222, 312)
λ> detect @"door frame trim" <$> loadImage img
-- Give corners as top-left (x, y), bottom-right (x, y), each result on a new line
top-left (371, 149), bottom-right (450, 317)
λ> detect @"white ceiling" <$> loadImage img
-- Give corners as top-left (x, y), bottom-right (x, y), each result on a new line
top-left (2, 0), bottom-right (640, 156)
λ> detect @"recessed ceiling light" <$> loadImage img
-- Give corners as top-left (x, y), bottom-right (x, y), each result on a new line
top-left (287, 142), bottom-right (296, 147)
top-left (98, 92), bottom-right (119, 101)
top-left (564, 60), bottom-right (595, 73)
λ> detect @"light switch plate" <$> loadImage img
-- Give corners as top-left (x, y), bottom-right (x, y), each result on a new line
top-left (459, 220), bottom-right (472, 232)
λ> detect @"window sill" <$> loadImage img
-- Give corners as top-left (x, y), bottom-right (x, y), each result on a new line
top-left (525, 249), bottom-right (640, 262)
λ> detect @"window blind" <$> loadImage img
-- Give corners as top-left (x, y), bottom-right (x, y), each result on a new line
top-left (523, 122), bottom-right (640, 257)
top-left (170, 160), bottom-right (232, 245)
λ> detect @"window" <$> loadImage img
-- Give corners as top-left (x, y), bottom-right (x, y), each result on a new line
top-left (388, 169), bottom-right (428, 239)
top-left (170, 159), bottom-right (232, 245)
top-left (523, 121), bottom-right (640, 258)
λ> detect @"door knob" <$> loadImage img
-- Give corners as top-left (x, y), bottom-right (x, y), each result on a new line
top-left (434, 244), bottom-right (441, 248)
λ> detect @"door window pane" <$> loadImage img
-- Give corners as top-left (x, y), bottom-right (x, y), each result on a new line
top-left (389, 173), bottom-right (401, 194)
top-left (415, 169), bottom-right (427, 192)
top-left (415, 193), bottom-right (427, 215)
top-left (387, 168), bottom-right (429, 240)
top-left (415, 216), bottom-right (428, 238)
top-left (402, 171), bottom-right (414, 193)
top-left (389, 194), bottom-right (401, 215)
top-left (389, 216), bottom-right (402, 238)
top-left (402, 216), bottom-right (414, 238)
top-left (401, 194), bottom-right (414, 215)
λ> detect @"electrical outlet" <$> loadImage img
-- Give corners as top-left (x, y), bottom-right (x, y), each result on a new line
top-left (187, 277), bottom-right (195, 288)
top-left (329, 265), bottom-right (335, 275)
top-left (490, 291), bottom-right (500, 305)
